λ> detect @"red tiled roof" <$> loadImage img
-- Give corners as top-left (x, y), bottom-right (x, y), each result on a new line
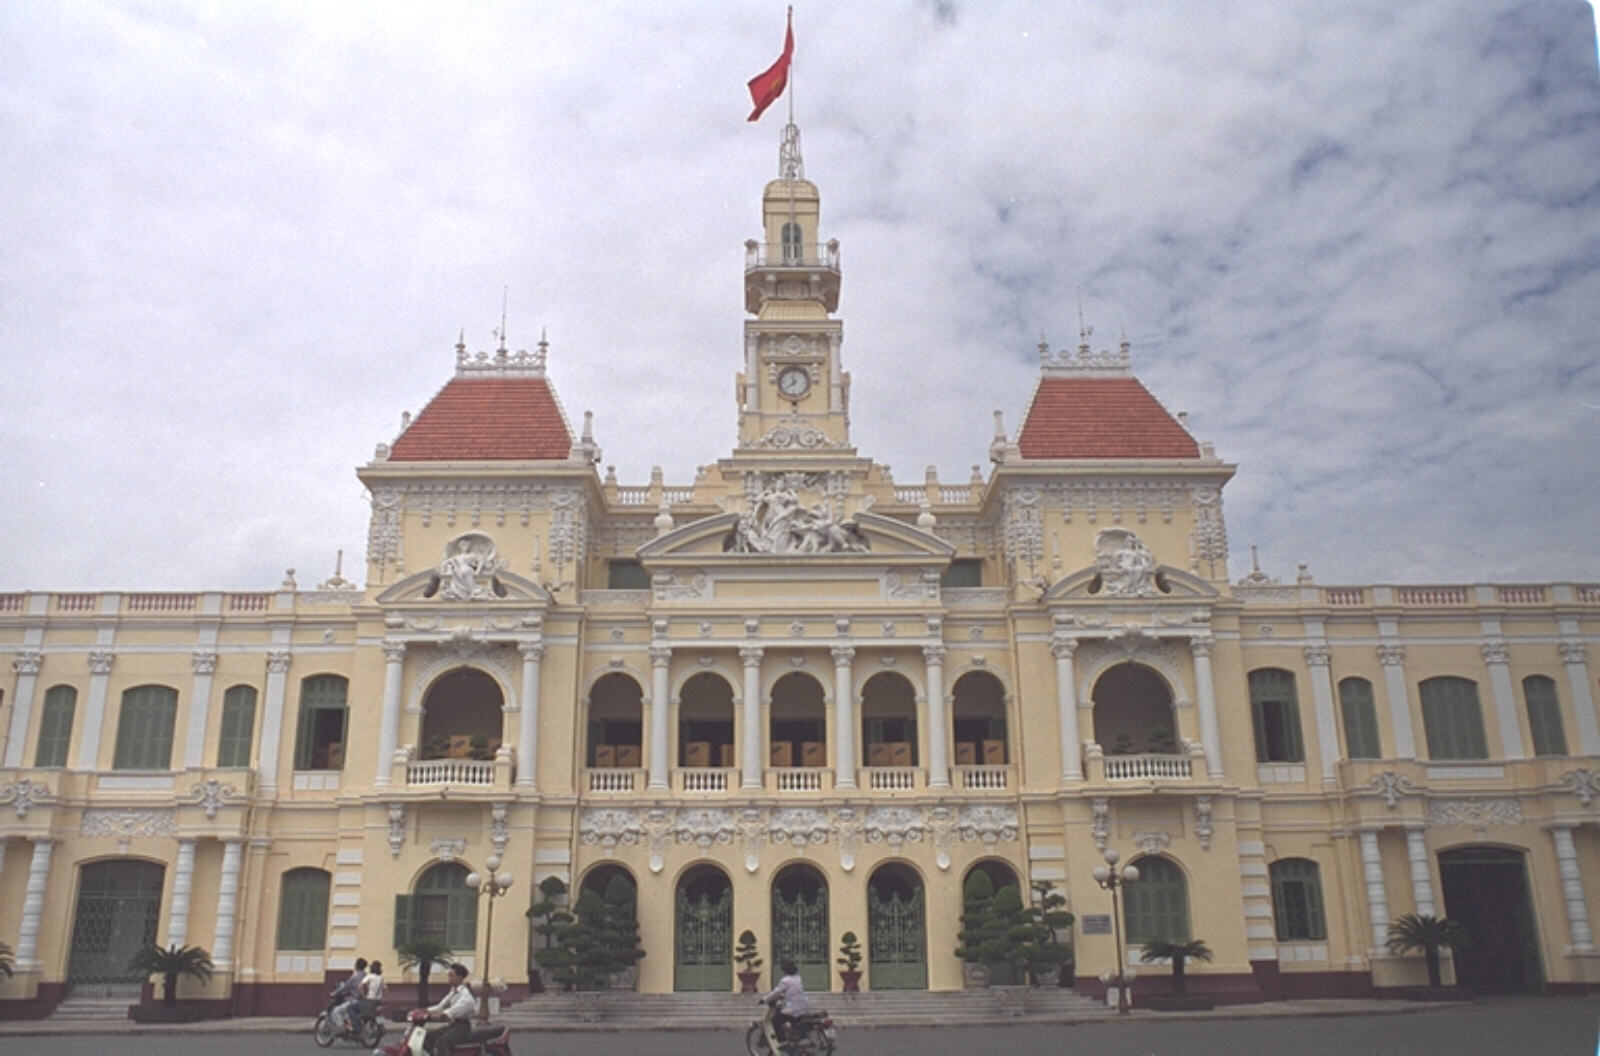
top-left (1016, 376), bottom-right (1199, 460)
top-left (388, 377), bottom-right (572, 461)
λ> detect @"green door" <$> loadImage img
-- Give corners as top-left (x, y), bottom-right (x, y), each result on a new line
top-left (68, 860), bottom-right (165, 997)
top-left (868, 884), bottom-right (927, 989)
top-left (675, 886), bottom-right (732, 991)
top-left (773, 883), bottom-right (830, 992)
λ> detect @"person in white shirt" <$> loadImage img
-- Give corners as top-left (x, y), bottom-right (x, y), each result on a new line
top-left (331, 958), bottom-right (368, 1031)
top-left (352, 959), bottom-right (386, 1029)
top-left (763, 959), bottom-right (810, 1045)
top-left (424, 963), bottom-right (477, 1056)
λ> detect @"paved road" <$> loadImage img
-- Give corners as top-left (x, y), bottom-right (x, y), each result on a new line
top-left (12, 998), bottom-right (1600, 1055)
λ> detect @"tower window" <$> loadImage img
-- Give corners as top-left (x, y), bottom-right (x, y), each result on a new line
top-left (781, 221), bottom-right (803, 263)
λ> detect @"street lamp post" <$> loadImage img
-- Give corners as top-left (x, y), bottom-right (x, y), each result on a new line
top-left (464, 855), bottom-right (514, 1024)
top-left (1091, 847), bottom-right (1140, 1015)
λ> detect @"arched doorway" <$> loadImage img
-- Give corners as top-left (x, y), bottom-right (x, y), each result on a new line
top-left (678, 672), bottom-right (735, 770)
top-left (769, 672), bottom-right (827, 772)
top-left (964, 859), bottom-right (1020, 895)
top-left (1092, 662), bottom-right (1179, 756)
top-left (952, 670), bottom-right (1009, 767)
top-left (867, 863), bottom-right (927, 990)
top-left (420, 668), bottom-right (504, 759)
top-left (1439, 846), bottom-right (1544, 993)
top-left (67, 860), bottom-right (165, 997)
top-left (772, 864), bottom-right (830, 991)
top-left (861, 672), bottom-right (918, 768)
top-left (675, 864), bottom-right (733, 991)
top-left (588, 673), bottom-right (644, 770)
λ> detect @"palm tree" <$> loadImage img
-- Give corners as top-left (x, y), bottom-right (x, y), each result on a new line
top-left (1139, 937), bottom-right (1213, 997)
top-left (1387, 913), bottom-right (1470, 988)
top-left (0, 941), bottom-right (15, 979)
top-left (397, 938), bottom-right (455, 1005)
top-left (127, 943), bottom-right (214, 1007)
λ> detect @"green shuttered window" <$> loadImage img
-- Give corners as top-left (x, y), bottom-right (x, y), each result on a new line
top-left (278, 868), bottom-right (331, 951)
top-left (217, 685), bottom-right (257, 767)
top-left (1249, 668), bottom-right (1305, 763)
top-left (1338, 677), bottom-right (1382, 759)
top-left (1270, 858), bottom-right (1327, 941)
top-left (112, 685), bottom-right (178, 770)
top-left (1524, 675), bottom-right (1568, 757)
top-left (1124, 856), bottom-right (1189, 944)
top-left (1420, 677), bottom-right (1488, 760)
top-left (35, 684), bottom-right (76, 767)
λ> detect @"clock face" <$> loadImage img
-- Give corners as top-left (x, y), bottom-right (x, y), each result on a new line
top-left (777, 367), bottom-right (811, 398)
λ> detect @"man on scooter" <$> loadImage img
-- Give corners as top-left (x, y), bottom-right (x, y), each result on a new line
top-left (423, 962), bottom-right (476, 1056)
top-left (331, 957), bottom-right (369, 1032)
top-left (763, 959), bottom-right (810, 1047)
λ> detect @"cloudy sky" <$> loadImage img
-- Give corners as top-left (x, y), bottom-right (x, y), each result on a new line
top-left (2, 0), bottom-right (1597, 593)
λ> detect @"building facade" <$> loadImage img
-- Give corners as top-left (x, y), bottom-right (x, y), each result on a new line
top-left (3, 128), bottom-right (1599, 1016)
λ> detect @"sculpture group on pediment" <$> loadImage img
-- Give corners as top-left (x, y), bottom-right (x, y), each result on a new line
top-left (729, 481), bottom-right (868, 554)
top-left (426, 533), bottom-right (507, 601)
top-left (1092, 528), bottom-right (1164, 597)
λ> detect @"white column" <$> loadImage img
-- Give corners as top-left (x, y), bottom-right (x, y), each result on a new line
top-left (1559, 642), bottom-right (1600, 756)
top-left (3, 652), bottom-right (43, 768)
top-left (740, 645), bottom-right (764, 789)
top-left (923, 643), bottom-right (950, 789)
top-left (375, 641), bottom-right (406, 787)
top-left (1304, 645), bottom-right (1341, 785)
top-left (1550, 825), bottom-right (1596, 953)
top-left (516, 640), bottom-right (544, 789)
top-left (167, 837), bottom-right (197, 947)
top-left (258, 651), bottom-right (291, 795)
top-left (183, 651), bottom-right (218, 769)
top-left (1052, 637), bottom-right (1082, 782)
top-left (212, 838), bottom-right (245, 968)
top-left (75, 651), bottom-right (116, 769)
top-left (1191, 636), bottom-right (1225, 779)
top-left (16, 839), bottom-right (55, 968)
top-left (832, 645), bottom-right (857, 790)
top-left (648, 644), bottom-right (672, 790)
top-left (1404, 826), bottom-right (1436, 918)
top-left (1481, 640), bottom-right (1525, 758)
top-left (1378, 644), bottom-right (1417, 759)
top-left (1359, 829), bottom-right (1391, 951)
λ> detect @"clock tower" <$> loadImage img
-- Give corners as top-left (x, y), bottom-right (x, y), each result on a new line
top-left (736, 122), bottom-right (852, 455)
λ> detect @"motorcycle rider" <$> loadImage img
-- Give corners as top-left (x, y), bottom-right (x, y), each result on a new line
top-left (353, 959), bottom-right (386, 1031)
top-left (331, 957), bottom-right (369, 1031)
top-left (423, 962), bottom-right (477, 1056)
top-left (762, 959), bottom-right (810, 1048)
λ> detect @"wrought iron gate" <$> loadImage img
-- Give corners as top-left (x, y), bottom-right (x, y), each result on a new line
top-left (675, 887), bottom-right (732, 991)
top-left (772, 886), bottom-right (830, 992)
top-left (868, 884), bottom-right (927, 989)
top-left (67, 860), bottom-right (165, 997)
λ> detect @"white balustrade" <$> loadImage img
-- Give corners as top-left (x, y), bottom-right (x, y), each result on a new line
top-left (954, 764), bottom-right (1012, 790)
top-left (1103, 753), bottom-right (1193, 781)
top-left (586, 768), bottom-right (644, 793)
top-left (407, 758), bottom-right (496, 787)
top-left (864, 766), bottom-right (922, 791)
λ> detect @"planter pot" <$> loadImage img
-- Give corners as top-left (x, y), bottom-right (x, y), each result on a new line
top-left (962, 962), bottom-right (989, 989)
top-left (130, 1004), bottom-right (208, 1023)
top-left (737, 971), bottom-right (762, 994)
top-left (838, 970), bottom-right (862, 993)
top-left (1145, 994), bottom-right (1214, 1012)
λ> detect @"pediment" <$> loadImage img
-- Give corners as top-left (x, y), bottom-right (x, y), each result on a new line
top-left (1043, 563), bottom-right (1219, 602)
top-left (637, 511), bottom-right (955, 561)
top-left (375, 568), bottom-right (553, 606)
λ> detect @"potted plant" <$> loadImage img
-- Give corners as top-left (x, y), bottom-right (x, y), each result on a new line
top-left (955, 870), bottom-right (997, 987)
top-left (1027, 879), bottom-right (1075, 987)
top-left (1386, 913), bottom-right (1470, 995)
top-left (526, 875), bottom-right (571, 994)
top-left (1139, 937), bottom-right (1214, 1010)
top-left (836, 931), bottom-right (863, 992)
top-left (735, 929), bottom-right (764, 993)
top-left (397, 938), bottom-right (454, 1005)
top-left (127, 943), bottom-right (214, 1021)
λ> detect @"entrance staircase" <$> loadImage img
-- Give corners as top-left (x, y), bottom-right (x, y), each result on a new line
top-left (497, 987), bottom-right (1110, 1030)
top-left (47, 995), bottom-right (139, 1021)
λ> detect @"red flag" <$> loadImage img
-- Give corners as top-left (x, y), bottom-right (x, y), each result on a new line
top-left (746, 12), bottom-right (793, 122)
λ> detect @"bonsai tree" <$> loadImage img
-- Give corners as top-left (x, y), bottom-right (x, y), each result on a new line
top-left (1026, 879), bottom-right (1075, 985)
top-left (547, 875), bottom-right (646, 991)
top-left (0, 940), bottom-right (15, 979)
top-left (597, 872), bottom-right (646, 986)
top-left (127, 943), bottom-right (213, 1007)
top-left (1387, 913), bottom-right (1470, 988)
top-left (955, 870), bottom-right (999, 979)
top-left (397, 938), bottom-right (454, 1005)
top-left (526, 875), bottom-right (572, 993)
top-left (1139, 937), bottom-right (1213, 997)
top-left (836, 931), bottom-right (863, 990)
top-left (735, 929), bottom-right (763, 973)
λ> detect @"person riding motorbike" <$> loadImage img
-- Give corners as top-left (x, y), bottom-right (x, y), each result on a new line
top-left (353, 959), bottom-right (386, 1030)
top-left (762, 959), bottom-right (810, 1047)
top-left (423, 962), bottom-right (477, 1056)
top-left (331, 957), bottom-right (369, 1031)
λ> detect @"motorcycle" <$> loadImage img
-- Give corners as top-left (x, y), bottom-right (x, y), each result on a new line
top-left (375, 1008), bottom-right (513, 1056)
top-left (315, 991), bottom-right (385, 1048)
top-left (746, 999), bottom-right (837, 1055)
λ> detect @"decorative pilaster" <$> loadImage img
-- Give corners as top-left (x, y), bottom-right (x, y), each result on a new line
top-left (212, 838), bottom-right (245, 968)
top-left (1480, 639), bottom-right (1525, 758)
top-left (16, 839), bottom-right (55, 968)
top-left (167, 837), bottom-right (197, 947)
top-left (76, 651), bottom-right (116, 770)
top-left (1403, 826), bottom-right (1436, 918)
top-left (740, 645), bottom-right (764, 789)
top-left (375, 641), bottom-right (406, 787)
top-left (648, 642), bottom-right (672, 790)
top-left (1377, 644), bottom-right (1417, 759)
top-left (1051, 632), bottom-right (1082, 782)
top-left (923, 640), bottom-right (950, 789)
top-left (1559, 642), bottom-right (1600, 756)
top-left (183, 650), bottom-right (219, 769)
top-left (1190, 636), bottom-right (1225, 778)
top-left (2, 651), bottom-right (43, 768)
top-left (832, 645), bottom-right (857, 790)
top-left (516, 640), bottom-right (544, 789)
top-left (1358, 829), bottom-right (1391, 951)
top-left (258, 651), bottom-right (292, 795)
top-left (1550, 825), bottom-right (1596, 953)
top-left (1303, 644), bottom-right (1340, 785)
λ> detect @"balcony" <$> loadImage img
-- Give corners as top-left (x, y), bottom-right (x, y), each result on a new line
top-left (863, 766), bottom-right (924, 791)
top-left (766, 767), bottom-right (832, 793)
top-left (674, 767), bottom-right (737, 793)
top-left (953, 764), bottom-right (1013, 791)
top-left (397, 745), bottom-right (514, 793)
top-left (586, 767), bottom-right (646, 793)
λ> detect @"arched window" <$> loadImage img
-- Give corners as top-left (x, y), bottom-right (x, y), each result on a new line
top-left (112, 685), bottom-right (178, 770)
top-left (217, 685), bottom-right (257, 768)
top-left (35, 684), bottom-right (76, 767)
top-left (1420, 676), bottom-right (1488, 760)
top-left (1249, 669), bottom-right (1304, 763)
top-left (781, 221), bottom-right (803, 263)
top-left (1523, 675), bottom-right (1567, 757)
top-left (1124, 856), bottom-right (1189, 944)
top-left (277, 868), bottom-right (331, 951)
top-left (1269, 858), bottom-right (1327, 941)
top-left (1338, 677), bottom-right (1381, 760)
top-left (395, 862), bottom-right (478, 950)
top-left (295, 675), bottom-right (348, 770)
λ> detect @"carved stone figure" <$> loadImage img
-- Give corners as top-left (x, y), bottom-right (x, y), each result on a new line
top-left (730, 483), bottom-right (868, 554)
top-left (428, 533), bottom-right (504, 600)
top-left (1094, 528), bottom-right (1159, 596)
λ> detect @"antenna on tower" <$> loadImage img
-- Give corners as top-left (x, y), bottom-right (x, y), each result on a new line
top-left (1076, 289), bottom-right (1093, 343)
top-left (495, 286), bottom-right (510, 352)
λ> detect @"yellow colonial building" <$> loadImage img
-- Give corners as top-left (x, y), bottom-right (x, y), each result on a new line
top-left (3, 127), bottom-right (1599, 1017)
